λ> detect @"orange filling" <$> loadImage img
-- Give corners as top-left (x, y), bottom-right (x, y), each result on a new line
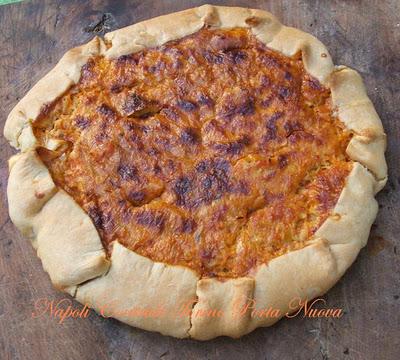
top-left (33, 28), bottom-right (352, 278)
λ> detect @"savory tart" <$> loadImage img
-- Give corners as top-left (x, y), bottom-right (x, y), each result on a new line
top-left (4, 5), bottom-right (387, 340)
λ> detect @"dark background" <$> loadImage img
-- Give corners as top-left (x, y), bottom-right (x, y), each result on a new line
top-left (0, 1), bottom-right (399, 359)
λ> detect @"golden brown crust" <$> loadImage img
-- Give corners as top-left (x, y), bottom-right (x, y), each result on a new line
top-left (249, 239), bottom-right (340, 330)
top-left (4, 37), bottom-right (104, 150)
top-left (102, 5), bottom-right (282, 59)
top-left (329, 66), bottom-right (387, 188)
top-left (315, 162), bottom-right (378, 248)
top-left (75, 242), bottom-right (199, 338)
top-left (7, 150), bottom-right (110, 289)
top-left (189, 277), bottom-right (254, 340)
top-left (4, 5), bottom-right (387, 340)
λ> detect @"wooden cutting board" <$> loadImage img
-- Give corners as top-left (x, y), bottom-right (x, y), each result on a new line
top-left (0, 1), bottom-right (399, 359)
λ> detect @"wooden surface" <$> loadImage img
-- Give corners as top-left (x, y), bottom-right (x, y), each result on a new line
top-left (0, 1), bottom-right (399, 359)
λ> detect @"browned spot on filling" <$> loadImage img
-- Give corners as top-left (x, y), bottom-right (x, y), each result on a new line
top-left (34, 191), bottom-right (45, 199)
top-left (33, 28), bottom-right (352, 278)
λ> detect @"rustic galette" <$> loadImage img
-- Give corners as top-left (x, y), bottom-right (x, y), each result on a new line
top-left (4, 5), bottom-right (387, 339)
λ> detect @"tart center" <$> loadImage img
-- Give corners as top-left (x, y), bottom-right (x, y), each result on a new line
top-left (33, 28), bottom-right (352, 278)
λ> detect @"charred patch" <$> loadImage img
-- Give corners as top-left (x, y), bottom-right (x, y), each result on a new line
top-left (180, 218), bottom-right (197, 233)
top-left (142, 125), bottom-right (151, 135)
top-left (163, 46), bottom-right (184, 61)
top-left (97, 104), bottom-right (116, 118)
top-left (110, 75), bottom-right (136, 90)
top-left (195, 160), bottom-right (207, 173)
top-left (127, 190), bottom-right (146, 206)
top-left (161, 107), bottom-right (179, 121)
top-left (278, 86), bottom-right (291, 100)
top-left (115, 54), bottom-right (138, 66)
top-left (88, 205), bottom-right (112, 232)
top-left (261, 95), bottom-right (273, 108)
top-left (237, 97), bottom-right (255, 116)
top-left (259, 75), bottom-right (271, 88)
top-left (177, 99), bottom-right (197, 112)
top-left (239, 135), bottom-right (252, 145)
top-left (263, 131), bottom-right (276, 143)
top-left (261, 54), bottom-right (283, 68)
top-left (214, 136), bottom-right (250, 156)
top-left (307, 77), bottom-right (323, 90)
top-left (118, 163), bottom-right (138, 181)
top-left (288, 131), bottom-right (316, 144)
top-left (147, 147), bottom-right (160, 157)
top-left (153, 164), bottom-right (162, 175)
top-left (228, 50), bottom-right (247, 64)
top-left (148, 61), bottom-right (166, 73)
top-left (198, 94), bottom-right (214, 107)
top-left (95, 131), bottom-right (108, 143)
top-left (125, 121), bottom-right (140, 132)
top-left (278, 154), bottom-right (288, 169)
top-left (284, 120), bottom-right (303, 135)
top-left (38, 102), bottom-right (55, 119)
top-left (266, 112), bottom-right (284, 125)
top-left (135, 210), bottom-right (165, 231)
top-left (110, 84), bottom-right (123, 93)
top-left (264, 112), bottom-right (283, 141)
top-left (172, 59), bottom-right (183, 70)
top-left (167, 47), bottom-right (183, 55)
top-left (196, 158), bottom-right (228, 174)
top-left (200, 249), bottom-right (214, 261)
top-left (209, 34), bottom-right (244, 52)
top-left (129, 133), bottom-right (144, 149)
top-left (121, 93), bottom-right (161, 118)
top-left (118, 200), bottom-right (132, 223)
top-left (180, 127), bottom-right (199, 145)
top-left (203, 50), bottom-right (224, 64)
top-left (173, 176), bottom-right (192, 206)
top-left (175, 78), bottom-right (189, 96)
top-left (74, 116), bottom-right (91, 130)
top-left (197, 158), bottom-right (231, 203)
top-left (172, 159), bottom-right (232, 208)
top-left (122, 93), bottom-right (146, 116)
top-left (220, 95), bottom-right (255, 120)
top-left (146, 147), bottom-right (160, 156)
top-left (80, 59), bottom-right (95, 81)
top-left (285, 71), bottom-right (293, 80)
top-left (155, 137), bottom-right (171, 151)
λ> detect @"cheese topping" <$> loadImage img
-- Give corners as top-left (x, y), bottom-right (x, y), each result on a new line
top-left (33, 28), bottom-right (352, 278)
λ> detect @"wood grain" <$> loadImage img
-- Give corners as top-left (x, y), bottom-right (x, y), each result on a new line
top-left (0, 1), bottom-right (399, 359)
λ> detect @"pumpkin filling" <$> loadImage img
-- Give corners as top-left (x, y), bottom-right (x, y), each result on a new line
top-left (33, 28), bottom-right (352, 278)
